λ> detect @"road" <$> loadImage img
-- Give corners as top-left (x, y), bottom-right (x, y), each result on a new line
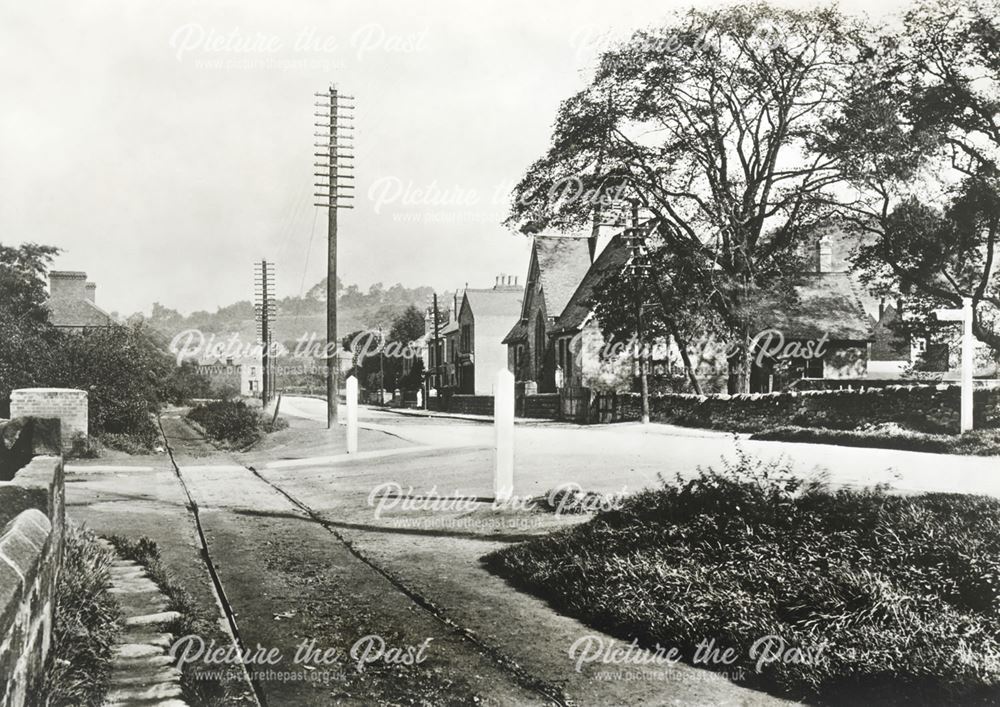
top-left (65, 400), bottom-right (1000, 706)
top-left (280, 396), bottom-right (1000, 500)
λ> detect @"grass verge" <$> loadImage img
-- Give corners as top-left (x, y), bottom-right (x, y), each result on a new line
top-left (752, 425), bottom-right (1000, 456)
top-left (483, 452), bottom-right (1000, 705)
top-left (105, 535), bottom-right (251, 706)
top-left (40, 525), bottom-right (121, 706)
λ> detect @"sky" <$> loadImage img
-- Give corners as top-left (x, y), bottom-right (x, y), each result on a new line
top-left (0, 0), bottom-right (911, 316)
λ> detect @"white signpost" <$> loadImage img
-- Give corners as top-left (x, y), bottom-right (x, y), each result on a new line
top-left (346, 375), bottom-right (359, 454)
top-left (494, 368), bottom-right (515, 502)
top-left (934, 297), bottom-right (974, 433)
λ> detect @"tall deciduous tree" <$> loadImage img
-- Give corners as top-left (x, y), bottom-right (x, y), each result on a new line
top-left (823, 0), bottom-right (1000, 353)
top-left (509, 3), bottom-right (862, 391)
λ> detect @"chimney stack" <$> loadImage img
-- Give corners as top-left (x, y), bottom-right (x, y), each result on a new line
top-left (49, 271), bottom-right (88, 301)
top-left (85, 282), bottom-right (96, 303)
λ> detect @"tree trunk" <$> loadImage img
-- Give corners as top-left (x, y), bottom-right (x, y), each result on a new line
top-left (734, 328), bottom-right (752, 394)
top-left (667, 321), bottom-right (703, 395)
top-left (638, 354), bottom-right (650, 424)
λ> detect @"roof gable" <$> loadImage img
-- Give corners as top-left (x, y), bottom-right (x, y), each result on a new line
top-left (533, 235), bottom-right (592, 319)
top-left (551, 233), bottom-right (632, 334)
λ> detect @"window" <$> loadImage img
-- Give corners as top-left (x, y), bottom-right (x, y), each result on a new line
top-left (805, 356), bottom-right (824, 378)
top-left (534, 313), bottom-right (546, 374)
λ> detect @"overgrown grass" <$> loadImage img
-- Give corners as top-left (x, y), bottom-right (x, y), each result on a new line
top-left (187, 400), bottom-right (288, 448)
top-left (106, 535), bottom-right (250, 706)
top-left (483, 453), bottom-right (1000, 705)
top-left (40, 525), bottom-right (121, 706)
top-left (752, 425), bottom-right (1000, 456)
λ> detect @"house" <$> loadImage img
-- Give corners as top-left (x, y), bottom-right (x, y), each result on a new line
top-left (426, 304), bottom-right (458, 390)
top-left (454, 276), bottom-right (523, 394)
top-left (503, 225), bottom-right (879, 397)
top-left (502, 236), bottom-right (594, 392)
top-left (197, 356), bottom-right (263, 397)
top-left (47, 271), bottom-right (115, 329)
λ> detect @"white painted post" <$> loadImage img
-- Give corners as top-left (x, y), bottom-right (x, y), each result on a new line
top-left (346, 375), bottom-right (358, 454)
top-left (961, 297), bottom-right (974, 433)
top-left (494, 368), bottom-right (515, 502)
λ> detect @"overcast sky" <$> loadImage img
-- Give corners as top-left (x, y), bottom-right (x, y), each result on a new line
top-left (0, 0), bottom-right (909, 316)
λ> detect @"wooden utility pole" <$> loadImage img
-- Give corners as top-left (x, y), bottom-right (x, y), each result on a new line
top-left (254, 260), bottom-right (276, 405)
top-left (314, 85), bottom-right (355, 427)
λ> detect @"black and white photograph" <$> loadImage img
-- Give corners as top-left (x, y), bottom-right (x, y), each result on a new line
top-left (3, 0), bottom-right (1000, 704)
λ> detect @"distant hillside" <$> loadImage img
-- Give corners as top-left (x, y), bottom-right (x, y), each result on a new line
top-left (143, 277), bottom-right (454, 347)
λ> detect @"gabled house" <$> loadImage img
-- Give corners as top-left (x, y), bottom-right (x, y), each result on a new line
top-left (47, 271), bottom-right (115, 330)
top-left (502, 236), bottom-right (592, 392)
top-left (504, 225), bottom-right (880, 398)
top-left (455, 276), bottom-right (523, 394)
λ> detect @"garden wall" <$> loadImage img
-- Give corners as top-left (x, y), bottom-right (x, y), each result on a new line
top-left (604, 384), bottom-right (1000, 434)
top-left (0, 426), bottom-right (65, 707)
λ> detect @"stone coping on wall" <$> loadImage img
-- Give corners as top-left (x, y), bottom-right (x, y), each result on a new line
top-left (641, 383), bottom-right (959, 402)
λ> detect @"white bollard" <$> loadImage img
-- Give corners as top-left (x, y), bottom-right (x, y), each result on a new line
top-left (494, 368), bottom-right (515, 502)
top-left (346, 375), bottom-right (358, 454)
top-left (961, 297), bottom-right (974, 433)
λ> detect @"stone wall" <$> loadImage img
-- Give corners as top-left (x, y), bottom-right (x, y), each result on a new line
top-left (0, 453), bottom-right (65, 706)
top-left (522, 393), bottom-right (560, 419)
top-left (603, 384), bottom-right (1000, 434)
top-left (445, 395), bottom-right (495, 416)
top-left (10, 389), bottom-right (88, 454)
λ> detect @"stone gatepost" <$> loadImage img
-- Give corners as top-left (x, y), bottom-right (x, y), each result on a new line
top-left (10, 389), bottom-right (88, 454)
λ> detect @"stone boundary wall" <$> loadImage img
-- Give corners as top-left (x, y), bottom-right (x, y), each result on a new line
top-left (10, 389), bottom-right (87, 454)
top-left (0, 455), bottom-right (66, 706)
top-left (522, 394), bottom-right (560, 420)
top-left (443, 395), bottom-right (495, 416)
top-left (605, 384), bottom-right (1000, 434)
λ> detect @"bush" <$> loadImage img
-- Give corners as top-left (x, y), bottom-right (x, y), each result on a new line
top-left (40, 525), bottom-right (122, 706)
top-left (483, 453), bottom-right (1000, 704)
top-left (100, 431), bottom-right (157, 455)
top-left (187, 400), bottom-right (277, 448)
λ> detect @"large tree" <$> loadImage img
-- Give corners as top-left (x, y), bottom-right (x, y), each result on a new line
top-left (508, 3), bottom-right (862, 391)
top-left (823, 0), bottom-right (1000, 354)
top-left (0, 243), bottom-right (60, 412)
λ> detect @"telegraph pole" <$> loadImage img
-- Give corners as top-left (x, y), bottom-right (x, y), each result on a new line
top-left (254, 260), bottom-right (276, 406)
top-left (314, 85), bottom-right (355, 427)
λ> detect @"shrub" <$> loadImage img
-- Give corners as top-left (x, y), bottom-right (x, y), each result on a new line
top-left (187, 400), bottom-right (275, 448)
top-left (40, 525), bottom-right (121, 706)
top-left (100, 431), bottom-right (156, 455)
top-left (484, 453), bottom-right (1000, 704)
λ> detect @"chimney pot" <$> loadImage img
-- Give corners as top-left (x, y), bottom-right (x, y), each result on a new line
top-left (85, 282), bottom-right (96, 303)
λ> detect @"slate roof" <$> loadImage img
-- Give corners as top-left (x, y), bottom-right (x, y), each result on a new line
top-left (756, 273), bottom-right (874, 341)
top-left (463, 287), bottom-right (523, 319)
top-left (502, 235), bottom-right (592, 344)
top-left (551, 233), bottom-right (632, 335)
top-left (502, 320), bottom-right (528, 344)
top-left (48, 297), bottom-right (115, 328)
top-left (533, 236), bottom-right (593, 318)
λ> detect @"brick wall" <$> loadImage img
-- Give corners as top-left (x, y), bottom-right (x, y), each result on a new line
top-left (10, 389), bottom-right (87, 454)
top-left (0, 453), bottom-right (65, 706)
top-left (604, 384), bottom-right (1000, 434)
